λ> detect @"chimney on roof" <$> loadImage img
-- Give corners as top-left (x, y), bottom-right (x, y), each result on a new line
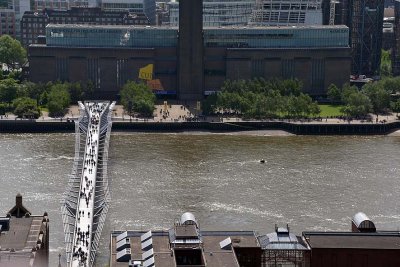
top-left (8, 193), bottom-right (31, 218)
top-left (16, 193), bottom-right (22, 208)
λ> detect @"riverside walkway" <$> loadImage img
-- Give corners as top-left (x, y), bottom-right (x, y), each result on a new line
top-left (62, 101), bottom-right (115, 267)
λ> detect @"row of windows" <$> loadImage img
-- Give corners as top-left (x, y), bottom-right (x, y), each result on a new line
top-left (261, 3), bottom-right (321, 11)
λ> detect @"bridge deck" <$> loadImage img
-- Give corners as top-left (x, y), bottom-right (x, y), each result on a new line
top-left (62, 101), bottom-right (114, 267)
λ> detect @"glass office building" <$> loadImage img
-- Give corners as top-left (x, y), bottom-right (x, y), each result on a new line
top-left (168, 0), bottom-right (255, 26)
top-left (46, 24), bottom-right (178, 47)
top-left (251, 0), bottom-right (323, 25)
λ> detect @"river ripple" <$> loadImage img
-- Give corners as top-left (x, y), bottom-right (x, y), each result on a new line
top-left (0, 132), bottom-right (399, 266)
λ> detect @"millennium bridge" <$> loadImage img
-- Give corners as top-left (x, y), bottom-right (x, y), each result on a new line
top-left (61, 101), bottom-right (115, 267)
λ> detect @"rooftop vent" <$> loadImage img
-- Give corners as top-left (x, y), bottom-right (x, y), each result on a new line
top-left (116, 248), bottom-right (131, 262)
top-left (219, 237), bottom-right (232, 250)
top-left (116, 231), bottom-right (128, 243)
top-left (116, 238), bottom-right (130, 252)
top-left (129, 260), bottom-right (142, 267)
top-left (352, 212), bottom-right (376, 233)
top-left (180, 212), bottom-right (198, 228)
top-left (0, 218), bottom-right (10, 232)
top-left (141, 231), bottom-right (153, 251)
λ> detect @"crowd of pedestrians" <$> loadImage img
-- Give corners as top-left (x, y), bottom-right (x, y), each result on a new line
top-left (72, 102), bottom-right (106, 266)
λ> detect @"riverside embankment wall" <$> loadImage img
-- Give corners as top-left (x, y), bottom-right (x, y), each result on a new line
top-left (0, 120), bottom-right (399, 135)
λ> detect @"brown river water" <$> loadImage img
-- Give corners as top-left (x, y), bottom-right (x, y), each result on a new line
top-left (0, 132), bottom-right (399, 266)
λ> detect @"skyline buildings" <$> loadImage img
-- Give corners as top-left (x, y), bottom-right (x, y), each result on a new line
top-left (250, 0), bottom-right (323, 26)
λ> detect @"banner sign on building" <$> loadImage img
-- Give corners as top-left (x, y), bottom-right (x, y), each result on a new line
top-left (139, 64), bottom-right (153, 80)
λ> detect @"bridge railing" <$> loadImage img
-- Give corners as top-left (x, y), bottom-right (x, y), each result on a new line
top-left (61, 101), bottom-right (115, 266)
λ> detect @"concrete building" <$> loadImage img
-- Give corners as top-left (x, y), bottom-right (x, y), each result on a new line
top-left (303, 212), bottom-right (400, 267)
top-left (178, 0), bottom-right (203, 100)
top-left (32, 0), bottom-right (156, 25)
top-left (110, 212), bottom-right (261, 267)
top-left (0, 0), bottom-right (29, 39)
top-left (0, 8), bottom-right (16, 37)
top-left (251, 0), bottom-right (323, 26)
top-left (9, 0), bottom-right (30, 38)
top-left (101, 0), bottom-right (156, 24)
top-left (109, 212), bottom-right (400, 267)
top-left (0, 194), bottom-right (49, 267)
top-left (168, 0), bottom-right (255, 27)
top-left (33, 0), bottom-right (69, 11)
top-left (258, 225), bottom-right (311, 266)
top-left (28, 23), bottom-right (351, 100)
top-left (21, 7), bottom-right (149, 47)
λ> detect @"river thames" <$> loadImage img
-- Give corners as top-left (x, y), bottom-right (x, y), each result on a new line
top-left (0, 132), bottom-right (399, 266)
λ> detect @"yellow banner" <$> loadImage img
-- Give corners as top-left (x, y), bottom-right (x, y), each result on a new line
top-left (139, 64), bottom-right (153, 80)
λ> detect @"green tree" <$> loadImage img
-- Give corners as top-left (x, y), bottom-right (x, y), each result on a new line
top-left (309, 102), bottom-right (321, 117)
top-left (0, 35), bottom-right (27, 71)
top-left (13, 97), bottom-right (41, 119)
top-left (341, 84), bottom-right (359, 103)
top-left (67, 82), bottom-right (84, 103)
top-left (362, 83), bottom-right (390, 114)
top-left (120, 81), bottom-right (155, 117)
top-left (341, 91), bottom-right (372, 117)
top-left (391, 99), bottom-right (400, 116)
top-left (47, 83), bottom-right (71, 117)
top-left (327, 83), bottom-right (341, 102)
top-left (0, 78), bottom-right (19, 103)
top-left (380, 49), bottom-right (392, 78)
top-left (202, 93), bottom-right (218, 115)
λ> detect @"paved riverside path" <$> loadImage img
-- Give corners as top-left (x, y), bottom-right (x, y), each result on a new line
top-left (70, 102), bottom-right (107, 267)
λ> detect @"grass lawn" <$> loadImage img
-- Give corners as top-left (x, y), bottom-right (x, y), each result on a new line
top-left (318, 104), bottom-right (344, 117)
top-left (39, 106), bottom-right (48, 112)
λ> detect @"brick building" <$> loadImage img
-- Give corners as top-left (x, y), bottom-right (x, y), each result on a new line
top-left (0, 194), bottom-right (49, 267)
top-left (21, 7), bottom-right (149, 46)
top-left (28, 23), bottom-right (351, 100)
top-left (0, 8), bottom-right (16, 37)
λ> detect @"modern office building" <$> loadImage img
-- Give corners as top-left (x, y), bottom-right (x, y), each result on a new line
top-left (21, 7), bottom-right (149, 46)
top-left (28, 23), bottom-right (351, 100)
top-left (101, 0), bottom-right (155, 24)
top-left (392, 0), bottom-right (400, 75)
top-left (0, 194), bottom-right (50, 267)
top-left (0, 8), bottom-right (16, 37)
top-left (0, 0), bottom-right (29, 39)
top-left (334, 0), bottom-right (384, 76)
top-left (168, 0), bottom-right (255, 27)
top-left (32, 0), bottom-right (156, 24)
top-left (382, 16), bottom-right (395, 51)
top-left (250, 0), bottom-right (323, 26)
top-left (7, 0), bottom-right (30, 38)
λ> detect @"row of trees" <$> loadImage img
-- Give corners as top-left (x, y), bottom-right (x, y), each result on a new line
top-left (328, 77), bottom-right (400, 117)
top-left (203, 78), bottom-right (320, 119)
top-left (0, 77), bottom-right (95, 118)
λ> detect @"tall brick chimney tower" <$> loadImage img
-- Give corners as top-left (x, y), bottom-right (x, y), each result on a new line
top-left (178, 0), bottom-right (204, 101)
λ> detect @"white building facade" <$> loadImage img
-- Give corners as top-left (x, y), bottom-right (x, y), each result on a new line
top-left (250, 0), bottom-right (323, 25)
top-left (168, 0), bottom-right (255, 27)
top-left (32, 0), bottom-right (155, 24)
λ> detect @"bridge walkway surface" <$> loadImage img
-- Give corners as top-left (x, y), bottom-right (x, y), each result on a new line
top-left (61, 101), bottom-right (115, 267)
